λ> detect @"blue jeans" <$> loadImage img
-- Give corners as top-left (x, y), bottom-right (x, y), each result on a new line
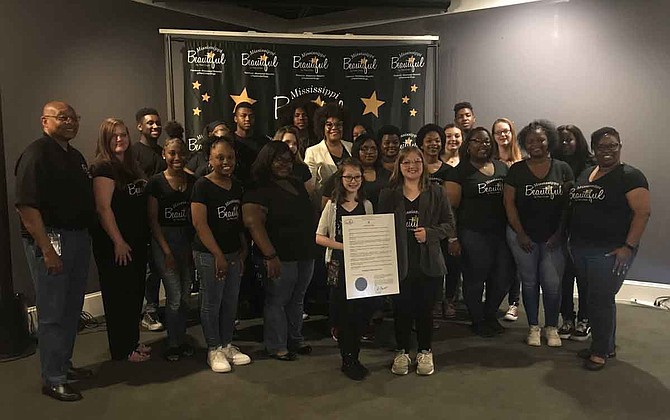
top-left (144, 242), bottom-right (161, 314)
top-left (506, 226), bottom-right (564, 327)
top-left (264, 259), bottom-right (314, 353)
top-left (570, 244), bottom-right (629, 357)
top-left (151, 226), bottom-right (193, 347)
top-left (460, 228), bottom-right (514, 323)
top-left (194, 250), bottom-right (241, 349)
top-left (22, 229), bottom-right (90, 386)
top-left (560, 244), bottom-right (589, 322)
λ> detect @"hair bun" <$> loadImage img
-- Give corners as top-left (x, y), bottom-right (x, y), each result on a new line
top-left (165, 120), bottom-right (184, 139)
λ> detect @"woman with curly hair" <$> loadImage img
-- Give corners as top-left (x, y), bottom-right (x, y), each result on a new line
top-left (553, 124), bottom-right (595, 341)
top-left (304, 102), bottom-right (352, 202)
top-left (503, 120), bottom-right (574, 348)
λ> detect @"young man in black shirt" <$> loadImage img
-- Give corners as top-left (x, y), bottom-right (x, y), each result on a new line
top-left (131, 107), bottom-right (165, 332)
top-left (15, 101), bottom-right (95, 401)
top-left (454, 101), bottom-right (476, 138)
top-left (131, 107), bottom-right (166, 177)
top-left (233, 102), bottom-right (269, 155)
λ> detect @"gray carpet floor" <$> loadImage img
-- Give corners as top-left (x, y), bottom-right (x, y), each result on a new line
top-left (1, 303), bottom-right (669, 420)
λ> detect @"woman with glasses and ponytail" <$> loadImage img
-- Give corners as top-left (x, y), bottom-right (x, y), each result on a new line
top-left (316, 158), bottom-right (374, 380)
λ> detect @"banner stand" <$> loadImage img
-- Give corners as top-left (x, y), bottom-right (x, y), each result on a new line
top-left (160, 29), bottom-right (439, 145)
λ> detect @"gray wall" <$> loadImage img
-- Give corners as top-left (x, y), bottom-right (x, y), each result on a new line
top-left (358, 0), bottom-right (670, 284)
top-left (0, 0), bottom-right (240, 302)
top-left (2, 0), bottom-right (668, 306)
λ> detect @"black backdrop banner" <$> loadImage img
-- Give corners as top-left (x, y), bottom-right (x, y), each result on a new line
top-left (183, 39), bottom-right (428, 150)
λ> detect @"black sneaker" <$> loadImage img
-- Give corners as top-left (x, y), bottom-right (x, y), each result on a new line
top-left (180, 343), bottom-right (195, 357)
top-left (558, 319), bottom-right (575, 339)
top-left (570, 320), bottom-right (592, 342)
top-left (486, 318), bottom-right (505, 334)
top-left (164, 346), bottom-right (181, 362)
top-left (341, 358), bottom-right (369, 381)
top-left (472, 322), bottom-right (495, 338)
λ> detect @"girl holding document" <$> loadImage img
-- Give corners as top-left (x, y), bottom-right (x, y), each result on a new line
top-left (378, 146), bottom-right (456, 377)
top-left (316, 158), bottom-right (374, 381)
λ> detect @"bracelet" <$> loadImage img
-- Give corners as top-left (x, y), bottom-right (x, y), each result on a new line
top-left (448, 237), bottom-right (459, 243)
top-left (624, 242), bottom-right (637, 251)
top-left (263, 253), bottom-right (277, 260)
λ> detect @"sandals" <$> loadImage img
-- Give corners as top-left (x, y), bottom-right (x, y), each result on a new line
top-left (136, 343), bottom-right (152, 354)
top-left (127, 350), bottom-right (151, 363)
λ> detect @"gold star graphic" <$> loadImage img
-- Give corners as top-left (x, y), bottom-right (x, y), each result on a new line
top-left (360, 91), bottom-right (385, 118)
top-left (230, 87), bottom-right (257, 107)
top-left (311, 95), bottom-right (325, 107)
top-left (193, 107), bottom-right (202, 116)
top-left (310, 56), bottom-right (319, 65)
top-left (360, 57), bottom-right (368, 66)
top-left (410, 84), bottom-right (418, 93)
top-left (260, 53), bottom-right (268, 62)
top-left (408, 56), bottom-right (415, 64)
top-left (192, 80), bottom-right (201, 90)
top-left (401, 96), bottom-right (410, 104)
top-left (409, 108), bottom-right (418, 117)
top-left (206, 51), bottom-right (215, 59)
top-left (201, 93), bottom-right (211, 102)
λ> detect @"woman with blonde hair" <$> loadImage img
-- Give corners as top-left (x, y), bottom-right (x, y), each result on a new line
top-left (492, 118), bottom-right (523, 167)
top-left (492, 118), bottom-right (524, 322)
top-left (379, 146), bottom-right (456, 376)
top-left (90, 118), bottom-right (151, 362)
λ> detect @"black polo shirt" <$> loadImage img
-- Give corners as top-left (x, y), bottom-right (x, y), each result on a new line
top-left (15, 134), bottom-right (95, 236)
top-left (130, 141), bottom-right (166, 177)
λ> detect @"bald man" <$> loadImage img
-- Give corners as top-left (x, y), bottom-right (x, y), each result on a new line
top-left (15, 101), bottom-right (95, 402)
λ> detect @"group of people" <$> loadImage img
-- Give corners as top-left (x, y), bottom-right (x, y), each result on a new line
top-left (15, 98), bottom-right (650, 402)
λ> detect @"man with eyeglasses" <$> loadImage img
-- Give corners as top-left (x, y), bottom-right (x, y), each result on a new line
top-left (15, 101), bottom-right (95, 401)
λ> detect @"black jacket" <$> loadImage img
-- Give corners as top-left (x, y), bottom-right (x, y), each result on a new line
top-left (378, 183), bottom-right (456, 280)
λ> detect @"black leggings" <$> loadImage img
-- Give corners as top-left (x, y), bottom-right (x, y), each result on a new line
top-left (93, 238), bottom-right (147, 360)
top-left (330, 285), bottom-right (372, 359)
top-left (393, 274), bottom-right (441, 352)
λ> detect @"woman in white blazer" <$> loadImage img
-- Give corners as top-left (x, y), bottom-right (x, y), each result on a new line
top-left (304, 103), bottom-right (353, 203)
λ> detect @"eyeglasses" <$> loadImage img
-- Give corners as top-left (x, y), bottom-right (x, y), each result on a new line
top-left (470, 139), bottom-right (492, 146)
top-left (494, 129), bottom-right (511, 137)
top-left (325, 122), bottom-right (343, 129)
top-left (43, 115), bottom-right (81, 123)
top-left (360, 146), bottom-right (377, 153)
top-left (273, 156), bottom-right (293, 165)
top-left (400, 159), bottom-right (423, 166)
top-left (595, 143), bottom-right (621, 152)
top-left (342, 175), bottom-right (362, 182)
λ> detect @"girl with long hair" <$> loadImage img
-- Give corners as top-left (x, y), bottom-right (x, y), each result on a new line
top-left (316, 158), bottom-right (374, 380)
top-left (90, 118), bottom-right (150, 362)
top-left (379, 146), bottom-right (456, 376)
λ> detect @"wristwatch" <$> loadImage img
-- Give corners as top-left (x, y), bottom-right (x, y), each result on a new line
top-left (624, 242), bottom-right (638, 251)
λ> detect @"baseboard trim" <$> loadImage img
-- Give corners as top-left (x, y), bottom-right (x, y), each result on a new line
top-left (26, 279), bottom-right (670, 331)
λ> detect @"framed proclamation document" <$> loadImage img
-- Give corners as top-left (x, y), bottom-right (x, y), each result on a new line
top-left (342, 214), bottom-right (400, 300)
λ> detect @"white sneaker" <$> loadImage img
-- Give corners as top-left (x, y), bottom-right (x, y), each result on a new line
top-left (302, 312), bottom-right (310, 321)
top-left (570, 320), bottom-right (592, 342)
top-left (221, 344), bottom-right (252, 366)
top-left (141, 312), bottom-right (164, 331)
top-left (416, 350), bottom-right (435, 376)
top-left (208, 347), bottom-right (231, 373)
top-left (544, 326), bottom-right (562, 347)
top-left (527, 325), bottom-right (541, 347)
top-left (503, 304), bottom-right (519, 322)
top-left (391, 350), bottom-right (411, 375)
